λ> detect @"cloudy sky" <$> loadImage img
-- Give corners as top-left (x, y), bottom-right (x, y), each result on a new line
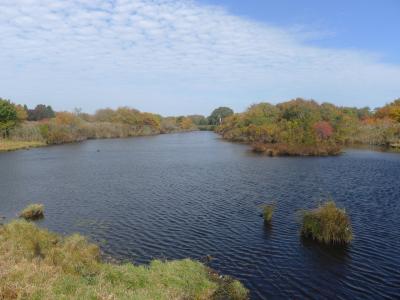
top-left (1, 0), bottom-right (399, 115)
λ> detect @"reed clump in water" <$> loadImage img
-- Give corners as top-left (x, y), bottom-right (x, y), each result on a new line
top-left (0, 220), bottom-right (248, 299)
top-left (19, 204), bottom-right (44, 220)
top-left (261, 203), bottom-right (275, 223)
top-left (301, 201), bottom-right (352, 244)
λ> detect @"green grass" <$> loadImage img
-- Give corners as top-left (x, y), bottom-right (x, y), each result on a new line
top-left (301, 201), bottom-right (353, 244)
top-left (19, 204), bottom-right (44, 220)
top-left (0, 140), bottom-right (46, 152)
top-left (0, 220), bottom-right (248, 299)
top-left (261, 204), bottom-right (275, 223)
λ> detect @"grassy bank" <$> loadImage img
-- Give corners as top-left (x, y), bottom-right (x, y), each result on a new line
top-left (0, 104), bottom-right (202, 153)
top-left (0, 140), bottom-right (46, 152)
top-left (0, 220), bottom-right (248, 299)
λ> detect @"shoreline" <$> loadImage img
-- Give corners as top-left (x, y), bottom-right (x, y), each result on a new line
top-left (0, 219), bottom-right (248, 299)
top-left (0, 140), bottom-right (47, 152)
top-left (3, 132), bottom-right (399, 155)
top-left (0, 130), bottom-right (199, 153)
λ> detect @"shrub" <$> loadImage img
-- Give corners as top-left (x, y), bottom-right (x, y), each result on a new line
top-left (301, 201), bottom-right (352, 244)
top-left (19, 204), bottom-right (44, 220)
top-left (262, 204), bottom-right (275, 223)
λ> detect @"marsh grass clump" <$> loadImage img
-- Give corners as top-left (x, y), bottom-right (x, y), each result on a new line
top-left (0, 220), bottom-right (248, 299)
top-left (19, 204), bottom-right (44, 220)
top-left (301, 201), bottom-right (352, 244)
top-left (262, 203), bottom-right (275, 223)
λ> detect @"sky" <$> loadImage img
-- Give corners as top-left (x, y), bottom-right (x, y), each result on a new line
top-left (0, 0), bottom-right (399, 116)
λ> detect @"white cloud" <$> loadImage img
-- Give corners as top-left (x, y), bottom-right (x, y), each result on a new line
top-left (0, 0), bottom-right (399, 115)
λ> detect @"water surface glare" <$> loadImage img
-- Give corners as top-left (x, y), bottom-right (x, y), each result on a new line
top-left (1, 132), bottom-right (399, 299)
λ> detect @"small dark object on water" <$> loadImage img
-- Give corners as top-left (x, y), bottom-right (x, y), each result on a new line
top-left (97, 149), bottom-right (100, 152)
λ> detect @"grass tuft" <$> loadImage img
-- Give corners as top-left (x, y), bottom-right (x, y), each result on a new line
top-left (301, 201), bottom-right (353, 244)
top-left (261, 203), bottom-right (275, 223)
top-left (19, 204), bottom-right (44, 220)
top-left (0, 220), bottom-right (248, 299)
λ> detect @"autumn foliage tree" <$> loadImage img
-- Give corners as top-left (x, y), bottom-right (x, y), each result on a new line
top-left (375, 99), bottom-right (400, 122)
top-left (313, 121), bottom-right (333, 140)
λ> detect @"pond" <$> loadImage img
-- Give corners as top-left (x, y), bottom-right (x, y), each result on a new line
top-left (1, 132), bottom-right (399, 299)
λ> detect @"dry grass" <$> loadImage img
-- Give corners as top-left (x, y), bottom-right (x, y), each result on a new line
top-left (19, 204), bottom-right (44, 220)
top-left (0, 140), bottom-right (45, 152)
top-left (0, 220), bottom-right (248, 299)
top-left (301, 201), bottom-right (353, 244)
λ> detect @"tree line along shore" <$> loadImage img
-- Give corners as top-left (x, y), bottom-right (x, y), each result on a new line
top-left (0, 99), bottom-right (222, 152)
top-left (216, 98), bottom-right (400, 156)
top-left (1, 97), bottom-right (400, 155)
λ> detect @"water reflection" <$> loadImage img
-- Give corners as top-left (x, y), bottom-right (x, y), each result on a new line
top-left (301, 236), bottom-right (350, 266)
top-left (262, 222), bottom-right (273, 239)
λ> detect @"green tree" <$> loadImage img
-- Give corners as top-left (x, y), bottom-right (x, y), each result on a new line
top-left (245, 103), bottom-right (280, 125)
top-left (187, 115), bottom-right (208, 126)
top-left (0, 98), bottom-right (18, 138)
top-left (27, 104), bottom-right (55, 121)
top-left (208, 107), bottom-right (234, 125)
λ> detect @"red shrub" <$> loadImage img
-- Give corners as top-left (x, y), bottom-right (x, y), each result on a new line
top-left (313, 121), bottom-right (333, 139)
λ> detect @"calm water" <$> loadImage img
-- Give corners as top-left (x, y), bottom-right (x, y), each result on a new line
top-left (1, 132), bottom-right (399, 299)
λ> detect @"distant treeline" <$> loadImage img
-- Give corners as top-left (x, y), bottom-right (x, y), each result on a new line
top-left (0, 98), bottom-right (233, 145)
top-left (2, 97), bottom-right (399, 154)
top-left (216, 98), bottom-right (400, 155)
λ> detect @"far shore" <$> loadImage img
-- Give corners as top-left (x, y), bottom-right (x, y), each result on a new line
top-left (0, 140), bottom-right (46, 152)
top-left (0, 130), bottom-right (201, 153)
